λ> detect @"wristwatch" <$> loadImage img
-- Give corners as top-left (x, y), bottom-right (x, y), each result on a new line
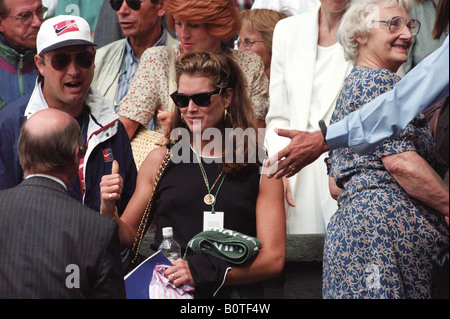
top-left (318, 120), bottom-right (327, 139)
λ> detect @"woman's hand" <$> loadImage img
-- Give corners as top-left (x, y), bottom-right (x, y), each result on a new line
top-left (328, 176), bottom-right (342, 200)
top-left (283, 177), bottom-right (295, 208)
top-left (165, 258), bottom-right (195, 287)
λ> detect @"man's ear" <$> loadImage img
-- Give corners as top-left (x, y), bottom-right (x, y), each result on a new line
top-left (0, 17), bottom-right (6, 33)
top-left (157, 0), bottom-right (166, 18)
top-left (74, 145), bottom-right (81, 165)
top-left (34, 54), bottom-right (46, 77)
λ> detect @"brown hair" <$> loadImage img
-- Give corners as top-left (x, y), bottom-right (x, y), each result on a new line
top-left (169, 51), bottom-right (263, 175)
top-left (432, 0), bottom-right (449, 39)
top-left (165, 0), bottom-right (241, 41)
top-left (18, 114), bottom-right (82, 173)
top-left (0, 0), bottom-right (10, 17)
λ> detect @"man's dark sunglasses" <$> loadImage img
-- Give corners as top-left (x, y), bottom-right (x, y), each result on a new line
top-left (110, 0), bottom-right (146, 11)
top-left (170, 89), bottom-right (221, 108)
top-left (50, 52), bottom-right (95, 71)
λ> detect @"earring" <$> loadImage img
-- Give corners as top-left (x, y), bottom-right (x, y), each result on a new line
top-left (224, 108), bottom-right (233, 123)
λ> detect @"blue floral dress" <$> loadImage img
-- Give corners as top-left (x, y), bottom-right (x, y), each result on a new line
top-left (323, 66), bottom-right (449, 299)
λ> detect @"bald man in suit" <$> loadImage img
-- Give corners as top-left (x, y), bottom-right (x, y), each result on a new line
top-left (0, 109), bottom-right (125, 299)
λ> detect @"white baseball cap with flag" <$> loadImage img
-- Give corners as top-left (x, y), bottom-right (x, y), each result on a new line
top-left (37, 15), bottom-right (96, 55)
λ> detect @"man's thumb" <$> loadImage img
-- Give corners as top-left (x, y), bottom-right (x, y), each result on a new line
top-left (275, 128), bottom-right (295, 139)
top-left (112, 160), bottom-right (119, 174)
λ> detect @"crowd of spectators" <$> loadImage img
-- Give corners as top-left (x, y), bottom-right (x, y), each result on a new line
top-left (0, 0), bottom-right (448, 299)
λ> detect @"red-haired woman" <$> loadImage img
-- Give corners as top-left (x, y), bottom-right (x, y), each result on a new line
top-left (117, 0), bottom-right (269, 138)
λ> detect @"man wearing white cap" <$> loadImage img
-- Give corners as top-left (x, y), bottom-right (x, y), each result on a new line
top-left (0, 15), bottom-right (137, 262)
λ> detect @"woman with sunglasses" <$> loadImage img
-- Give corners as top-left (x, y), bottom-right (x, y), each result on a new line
top-left (322, 0), bottom-right (448, 299)
top-left (116, 0), bottom-right (269, 139)
top-left (100, 51), bottom-right (285, 298)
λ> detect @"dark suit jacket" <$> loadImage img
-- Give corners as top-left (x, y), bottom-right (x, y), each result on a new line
top-left (0, 176), bottom-right (125, 298)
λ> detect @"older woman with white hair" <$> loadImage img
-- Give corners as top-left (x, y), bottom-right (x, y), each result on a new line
top-left (323, 0), bottom-right (449, 299)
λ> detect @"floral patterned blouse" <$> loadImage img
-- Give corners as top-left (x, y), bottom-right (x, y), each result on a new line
top-left (323, 66), bottom-right (449, 299)
top-left (117, 45), bottom-right (269, 134)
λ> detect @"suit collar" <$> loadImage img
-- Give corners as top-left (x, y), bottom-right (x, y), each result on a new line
top-left (21, 176), bottom-right (68, 194)
top-left (26, 174), bottom-right (67, 190)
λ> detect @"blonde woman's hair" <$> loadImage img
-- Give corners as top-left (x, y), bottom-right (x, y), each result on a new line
top-left (241, 9), bottom-right (290, 55)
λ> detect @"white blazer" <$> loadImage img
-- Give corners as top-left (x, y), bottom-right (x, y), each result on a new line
top-left (264, 6), bottom-right (353, 234)
top-left (251, 0), bottom-right (319, 15)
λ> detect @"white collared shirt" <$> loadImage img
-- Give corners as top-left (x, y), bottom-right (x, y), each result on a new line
top-left (26, 174), bottom-right (67, 190)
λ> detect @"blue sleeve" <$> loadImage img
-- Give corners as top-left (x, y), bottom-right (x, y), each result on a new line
top-left (0, 128), bottom-right (21, 190)
top-left (327, 35), bottom-right (449, 154)
top-left (0, 100), bottom-right (28, 190)
top-left (116, 121), bottom-right (137, 216)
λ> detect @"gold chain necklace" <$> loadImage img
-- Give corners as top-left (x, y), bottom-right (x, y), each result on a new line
top-left (194, 149), bottom-right (225, 206)
top-left (200, 168), bottom-right (224, 205)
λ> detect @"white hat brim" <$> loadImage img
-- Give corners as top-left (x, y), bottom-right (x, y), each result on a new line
top-left (39, 39), bottom-right (97, 55)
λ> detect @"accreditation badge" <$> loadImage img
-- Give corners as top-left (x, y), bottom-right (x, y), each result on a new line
top-left (203, 211), bottom-right (224, 231)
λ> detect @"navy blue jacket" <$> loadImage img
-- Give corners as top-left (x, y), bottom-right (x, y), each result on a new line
top-left (0, 89), bottom-right (137, 215)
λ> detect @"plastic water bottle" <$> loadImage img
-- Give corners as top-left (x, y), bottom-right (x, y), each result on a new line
top-left (158, 227), bottom-right (181, 262)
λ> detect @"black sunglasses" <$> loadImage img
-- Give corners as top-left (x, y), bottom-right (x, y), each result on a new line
top-left (170, 89), bottom-right (221, 108)
top-left (49, 51), bottom-right (94, 71)
top-left (110, 0), bottom-right (145, 11)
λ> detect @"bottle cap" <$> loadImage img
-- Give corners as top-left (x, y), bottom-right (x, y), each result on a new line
top-left (162, 227), bottom-right (173, 237)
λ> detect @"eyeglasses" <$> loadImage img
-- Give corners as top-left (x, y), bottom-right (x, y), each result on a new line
top-left (47, 51), bottom-right (95, 71)
top-left (372, 16), bottom-right (421, 36)
top-left (235, 37), bottom-right (264, 49)
top-left (5, 6), bottom-right (48, 25)
top-left (170, 89), bottom-right (221, 108)
top-left (110, 0), bottom-right (149, 11)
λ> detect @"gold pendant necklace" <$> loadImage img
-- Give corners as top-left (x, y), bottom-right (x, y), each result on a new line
top-left (200, 167), bottom-right (224, 205)
top-left (194, 149), bottom-right (225, 205)
top-left (204, 194), bottom-right (216, 205)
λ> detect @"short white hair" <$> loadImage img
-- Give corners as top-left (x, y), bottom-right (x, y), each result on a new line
top-left (337, 0), bottom-right (413, 63)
